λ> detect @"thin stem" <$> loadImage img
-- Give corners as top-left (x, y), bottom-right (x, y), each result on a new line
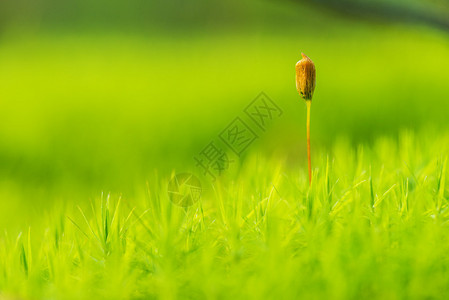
top-left (306, 101), bottom-right (312, 186)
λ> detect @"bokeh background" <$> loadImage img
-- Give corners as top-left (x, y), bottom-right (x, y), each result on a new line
top-left (1, 0), bottom-right (449, 230)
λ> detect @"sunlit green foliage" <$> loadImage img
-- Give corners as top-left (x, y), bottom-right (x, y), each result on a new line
top-left (1, 0), bottom-right (449, 298)
top-left (0, 130), bottom-right (448, 299)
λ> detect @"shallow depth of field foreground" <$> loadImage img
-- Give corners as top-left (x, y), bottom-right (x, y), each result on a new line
top-left (2, 0), bottom-right (449, 299)
top-left (2, 130), bottom-right (449, 299)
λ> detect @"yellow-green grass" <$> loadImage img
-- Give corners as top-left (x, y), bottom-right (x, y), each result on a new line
top-left (2, 2), bottom-right (449, 297)
top-left (1, 129), bottom-right (449, 299)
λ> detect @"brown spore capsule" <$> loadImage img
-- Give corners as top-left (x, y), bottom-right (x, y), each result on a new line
top-left (295, 53), bottom-right (316, 101)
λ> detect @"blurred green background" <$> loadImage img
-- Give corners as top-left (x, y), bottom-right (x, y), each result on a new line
top-left (1, 0), bottom-right (449, 229)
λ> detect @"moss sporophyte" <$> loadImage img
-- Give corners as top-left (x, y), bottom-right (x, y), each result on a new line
top-left (296, 53), bottom-right (316, 185)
